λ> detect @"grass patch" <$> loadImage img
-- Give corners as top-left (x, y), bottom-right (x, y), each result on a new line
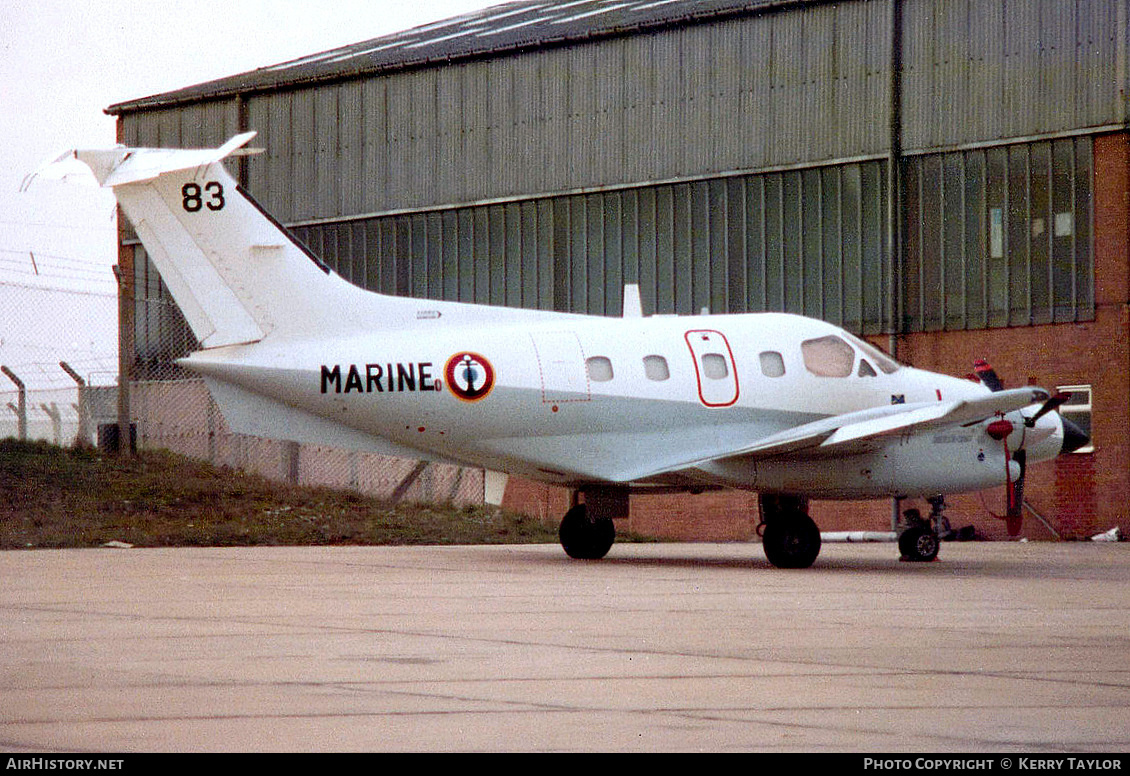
top-left (0, 439), bottom-right (563, 549)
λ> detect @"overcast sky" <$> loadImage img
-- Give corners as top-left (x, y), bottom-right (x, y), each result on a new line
top-left (0, 0), bottom-right (502, 391)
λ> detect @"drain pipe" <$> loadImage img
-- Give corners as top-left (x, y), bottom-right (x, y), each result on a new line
top-left (887, 0), bottom-right (905, 532)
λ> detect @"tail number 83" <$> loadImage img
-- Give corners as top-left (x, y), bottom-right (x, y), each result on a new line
top-left (182, 182), bottom-right (225, 212)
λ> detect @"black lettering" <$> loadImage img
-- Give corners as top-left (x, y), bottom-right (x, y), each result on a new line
top-left (205, 181), bottom-right (225, 211)
top-left (325, 361), bottom-right (442, 395)
top-left (366, 363), bottom-right (384, 392)
top-left (320, 365), bottom-right (342, 394)
top-left (397, 363), bottom-right (416, 392)
top-left (344, 365), bottom-right (364, 393)
top-left (182, 183), bottom-right (202, 212)
top-left (182, 181), bottom-right (225, 212)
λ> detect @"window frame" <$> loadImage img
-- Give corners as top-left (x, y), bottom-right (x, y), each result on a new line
top-left (1056, 383), bottom-right (1094, 454)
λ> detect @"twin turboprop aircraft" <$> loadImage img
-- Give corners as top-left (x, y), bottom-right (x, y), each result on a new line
top-left (47, 133), bottom-right (1088, 567)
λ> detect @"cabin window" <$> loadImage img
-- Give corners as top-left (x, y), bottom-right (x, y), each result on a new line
top-left (801, 335), bottom-right (855, 378)
top-left (586, 356), bottom-right (614, 382)
top-left (700, 353), bottom-right (729, 380)
top-left (759, 351), bottom-right (785, 378)
top-left (643, 355), bottom-right (670, 381)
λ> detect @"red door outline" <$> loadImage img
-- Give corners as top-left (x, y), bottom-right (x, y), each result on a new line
top-left (684, 329), bottom-right (740, 407)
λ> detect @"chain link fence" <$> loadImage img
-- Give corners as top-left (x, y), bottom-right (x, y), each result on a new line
top-left (126, 283), bottom-right (486, 506)
top-left (3, 255), bottom-right (486, 507)
top-left (1, 372), bottom-right (486, 507)
top-left (130, 377), bottom-right (485, 505)
top-left (1, 280), bottom-right (118, 444)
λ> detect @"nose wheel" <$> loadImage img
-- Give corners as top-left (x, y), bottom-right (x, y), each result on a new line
top-left (898, 524), bottom-right (940, 562)
top-left (897, 495), bottom-right (946, 562)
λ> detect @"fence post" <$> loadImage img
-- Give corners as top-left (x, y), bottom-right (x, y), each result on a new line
top-left (59, 361), bottom-right (90, 447)
top-left (2, 366), bottom-right (27, 441)
top-left (40, 402), bottom-right (61, 445)
top-left (113, 255), bottom-right (134, 457)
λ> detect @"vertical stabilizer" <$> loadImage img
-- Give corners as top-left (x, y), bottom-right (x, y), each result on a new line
top-left (70, 133), bottom-right (375, 348)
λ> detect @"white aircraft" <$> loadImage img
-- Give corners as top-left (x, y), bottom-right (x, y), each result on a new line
top-left (45, 133), bottom-right (1088, 567)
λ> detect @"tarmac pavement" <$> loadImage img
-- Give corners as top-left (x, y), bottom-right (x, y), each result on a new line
top-left (1, 541), bottom-right (1128, 752)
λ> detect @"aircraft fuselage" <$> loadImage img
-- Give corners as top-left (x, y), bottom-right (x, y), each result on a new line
top-left (181, 310), bottom-right (1055, 499)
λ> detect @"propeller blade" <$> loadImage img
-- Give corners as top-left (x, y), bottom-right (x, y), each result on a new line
top-left (975, 359), bottom-right (1063, 537)
top-left (973, 359), bottom-right (1004, 392)
top-left (1005, 448), bottom-right (1026, 537)
top-left (1025, 391), bottom-right (1071, 427)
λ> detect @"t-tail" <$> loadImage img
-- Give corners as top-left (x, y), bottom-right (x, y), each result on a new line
top-left (59, 132), bottom-right (429, 348)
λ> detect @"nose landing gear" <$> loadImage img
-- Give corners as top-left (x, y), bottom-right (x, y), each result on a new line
top-left (898, 495), bottom-right (948, 562)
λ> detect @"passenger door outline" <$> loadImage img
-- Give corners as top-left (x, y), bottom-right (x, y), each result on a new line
top-left (684, 329), bottom-right (740, 407)
top-left (530, 331), bottom-right (591, 403)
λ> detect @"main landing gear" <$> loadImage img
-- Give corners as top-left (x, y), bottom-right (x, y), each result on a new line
top-left (558, 487), bottom-right (624, 560)
top-left (758, 494), bottom-right (821, 569)
top-left (559, 503), bottom-right (616, 559)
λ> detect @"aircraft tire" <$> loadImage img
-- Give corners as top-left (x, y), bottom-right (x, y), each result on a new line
top-left (898, 525), bottom-right (940, 562)
top-left (559, 504), bottom-right (615, 560)
top-left (761, 515), bottom-right (821, 569)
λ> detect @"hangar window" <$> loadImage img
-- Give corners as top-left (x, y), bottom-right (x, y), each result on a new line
top-left (901, 136), bottom-right (1093, 331)
top-left (759, 351), bottom-right (785, 378)
top-left (643, 355), bottom-right (670, 381)
top-left (801, 336), bottom-right (855, 378)
top-left (586, 356), bottom-right (614, 382)
top-left (1056, 384), bottom-right (1093, 453)
top-left (700, 353), bottom-right (729, 380)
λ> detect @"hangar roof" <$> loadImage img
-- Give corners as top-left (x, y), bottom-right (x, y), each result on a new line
top-left (108, 0), bottom-right (803, 114)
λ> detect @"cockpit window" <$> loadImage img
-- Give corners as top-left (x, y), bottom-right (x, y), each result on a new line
top-left (857, 359), bottom-right (878, 377)
top-left (801, 335), bottom-right (855, 378)
top-left (843, 332), bottom-right (902, 374)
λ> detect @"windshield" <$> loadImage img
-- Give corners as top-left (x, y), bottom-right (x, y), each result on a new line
top-left (843, 332), bottom-right (902, 374)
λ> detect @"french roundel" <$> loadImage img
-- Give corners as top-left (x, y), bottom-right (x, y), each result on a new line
top-left (444, 352), bottom-right (495, 402)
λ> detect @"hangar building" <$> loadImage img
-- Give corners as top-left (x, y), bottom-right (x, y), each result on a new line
top-left (107, 0), bottom-right (1129, 540)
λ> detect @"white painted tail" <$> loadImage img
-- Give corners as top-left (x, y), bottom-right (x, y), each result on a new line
top-left (60, 133), bottom-right (572, 350)
top-left (69, 133), bottom-right (405, 348)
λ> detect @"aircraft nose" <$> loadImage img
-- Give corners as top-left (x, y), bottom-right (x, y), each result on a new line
top-left (1060, 415), bottom-right (1089, 455)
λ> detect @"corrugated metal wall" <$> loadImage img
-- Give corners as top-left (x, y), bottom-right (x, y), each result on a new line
top-left (117, 0), bottom-right (1122, 364)
top-left (902, 0), bottom-right (1124, 151)
top-left (291, 160), bottom-right (891, 326)
top-left (224, 0), bottom-right (893, 221)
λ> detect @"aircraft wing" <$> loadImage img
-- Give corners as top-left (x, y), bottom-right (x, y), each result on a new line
top-left (635, 386), bottom-right (1048, 481)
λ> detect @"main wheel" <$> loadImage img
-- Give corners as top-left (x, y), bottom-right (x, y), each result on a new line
top-left (559, 504), bottom-right (615, 560)
top-left (761, 514), bottom-right (821, 569)
top-left (898, 525), bottom-right (940, 562)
